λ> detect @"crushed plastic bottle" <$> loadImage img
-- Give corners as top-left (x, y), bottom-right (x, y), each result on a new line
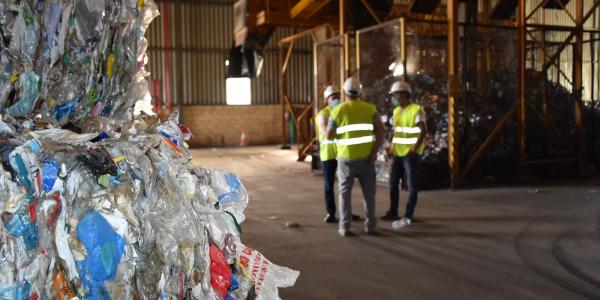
top-left (392, 218), bottom-right (412, 230)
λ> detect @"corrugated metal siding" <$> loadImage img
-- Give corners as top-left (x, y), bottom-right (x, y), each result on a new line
top-left (178, 1), bottom-right (231, 105)
top-left (146, 1), bottom-right (314, 106)
top-left (252, 28), bottom-right (314, 105)
top-left (526, 1), bottom-right (600, 101)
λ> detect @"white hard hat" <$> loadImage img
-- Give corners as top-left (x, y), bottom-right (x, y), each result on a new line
top-left (323, 85), bottom-right (340, 99)
top-left (343, 78), bottom-right (362, 96)
top-left (389, 81), bottom-right (412, 94)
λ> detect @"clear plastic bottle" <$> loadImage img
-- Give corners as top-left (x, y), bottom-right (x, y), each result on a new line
top-left (392, 218), bottom-right (411, 230)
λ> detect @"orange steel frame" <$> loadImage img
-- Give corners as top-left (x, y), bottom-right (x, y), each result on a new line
top-left (276, 0), bottom-right (600, 181)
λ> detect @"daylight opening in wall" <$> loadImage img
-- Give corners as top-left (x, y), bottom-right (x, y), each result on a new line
top-left (226, 78), bottom-right (251, 105)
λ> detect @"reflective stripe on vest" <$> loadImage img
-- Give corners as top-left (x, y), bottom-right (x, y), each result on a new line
top-left (335, 123), bottom-right (374, 146)
top-left (336, 124), bottom-right (374, 135)
top-left (337, 135), bottom-right (375, 146)
top-left (392, 137), bottom-right (418, 145)
top-left (320, 140), bottom-right (336, 145)
top-left (394, 127), bottom-right (421, 134)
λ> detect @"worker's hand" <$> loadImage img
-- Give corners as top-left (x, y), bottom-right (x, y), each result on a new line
top-left (369, 151), bottom-right (378, 164)
top-left (409, 146), bottom-right (417, 155)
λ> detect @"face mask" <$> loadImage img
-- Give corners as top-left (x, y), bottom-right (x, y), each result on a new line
top-left (390, 96), bottom-right (400, 107)
top-left (330, 99), bottom-right (340, 108)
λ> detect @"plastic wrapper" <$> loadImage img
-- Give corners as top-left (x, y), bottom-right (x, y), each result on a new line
top-left (6, 72), bottom-right (39, 118)
top-left (0, 82), bottom-right (13, 110)
top-left (9, 2), bottom-right (40, 61)
top-left (209, 170), bottom-right (249, 224)
top-left (210, 244), bottom-right (232, 298)
top-left (76, 210), bottom-right (125, 298)
top-left (235, 243), bottom-right (300, 300)
top-left (30, 128), bottom-right (98, 145)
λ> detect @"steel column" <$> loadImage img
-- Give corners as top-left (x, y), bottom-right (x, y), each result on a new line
top-left (280, 46), bottom-right (289, 148)
top-left (400, 18), bottom-right (406, 81)
top-left (339, 0), bottom-right (346, 98)
top-left (313, 41), bottom-right (319, 112)
top-left (447, 0), bottom-right (460, 187)
top-left (518, 0), bottom-right (526, 167)
top-left (574, 0), bottom-right (584, 171)
top-left (279, 25), bottom-right (334, 158)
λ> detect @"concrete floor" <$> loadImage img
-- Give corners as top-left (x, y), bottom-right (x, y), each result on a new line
top-left (191, 146), bottom-right (600, 300)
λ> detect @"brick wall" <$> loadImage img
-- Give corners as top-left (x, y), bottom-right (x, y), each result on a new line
top-left (180, 105), bottom-right (282, 147)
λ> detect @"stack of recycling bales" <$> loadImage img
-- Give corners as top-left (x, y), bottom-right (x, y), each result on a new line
top-left (0, 1), bottom-right (298, 299)
top-left (372, 70), bottom-right (600, 186)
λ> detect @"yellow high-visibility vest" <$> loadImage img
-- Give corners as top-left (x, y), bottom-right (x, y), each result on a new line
top-left (330, 99), bottom-right (377, 160)
top-left (392, 103), bottom-right (425, 157)
top-left (315, 107), bottom-right (337, 161)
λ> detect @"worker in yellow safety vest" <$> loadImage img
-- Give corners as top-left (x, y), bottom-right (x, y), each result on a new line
top-left (381, 81), bottom-right (427, 225)
top-left (316, 85), bottom-right (340, 223)
top-left (326, 78), bottom-right (385, 236)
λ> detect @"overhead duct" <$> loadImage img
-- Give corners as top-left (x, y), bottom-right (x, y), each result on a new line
top-left (490, 0), bottom-right (518, 19)
top-left (226, 37), bottom-right (267, 78)
top-left (409, 0), bottom-right (441, 14)
top-left (349, 0), bottom-right (394, 30)
top-left (543, 0), bottom-right (571, 9)
top-left (229, 0), bottom-right (274, 78)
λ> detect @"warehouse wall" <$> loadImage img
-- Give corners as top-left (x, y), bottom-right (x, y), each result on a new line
top-left (525, 0), bottom-right (600, 101)
top-left (180, 105), bottom-right (282, 147)
top-left (146, 1), bottom-right (313, 147)
top-left (146, 0), bottom-right (313, 106)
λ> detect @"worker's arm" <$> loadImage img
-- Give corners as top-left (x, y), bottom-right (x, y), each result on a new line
top-left (326, 118), bottom-right (336, 140)
top-left (410, 121), bottom-right (427, 154)
top-left (318, 115), bottom-right (329, 139)
top-left (387, 116), bottom-right (395, 157)
top-left (370, 115), bottom-right (385, 163)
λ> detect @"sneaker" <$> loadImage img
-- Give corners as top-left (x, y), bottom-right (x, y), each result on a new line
top-left (380, 211), bottom-right (400, 221)
top-left (323, 214), bottom-right (337, 223)
top-left (338, 229), bottom-right (349, 237)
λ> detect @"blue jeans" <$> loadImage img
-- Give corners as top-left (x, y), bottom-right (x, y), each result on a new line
top-left (322, 159), bottom-right (337, 215)
top-left (388, 153), bottom-right (420, 219)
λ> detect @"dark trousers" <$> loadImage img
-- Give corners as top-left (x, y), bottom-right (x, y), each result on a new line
top-left (322, 159), bottom-right (337, 215)
top-left (389, 154), bottom-right (420, 218)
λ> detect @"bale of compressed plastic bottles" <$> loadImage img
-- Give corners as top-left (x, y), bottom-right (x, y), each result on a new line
top-left (0, 1), bottom-right (298, 298)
